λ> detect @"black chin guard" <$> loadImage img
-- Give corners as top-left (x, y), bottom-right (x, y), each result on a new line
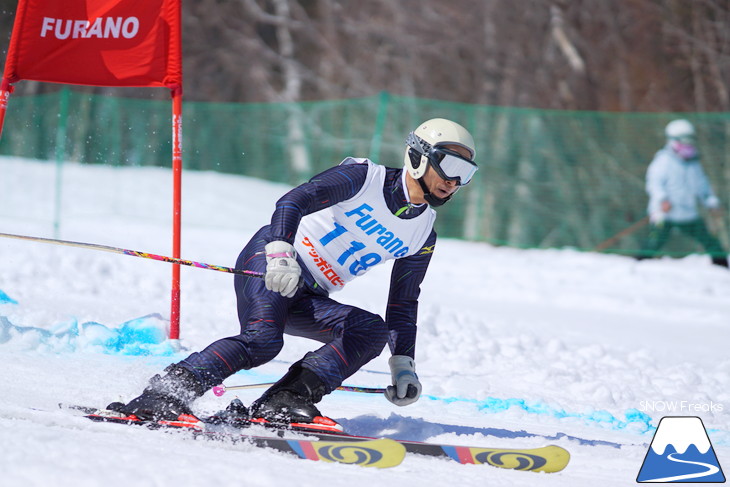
top-left (417, 175), bottom-right (451, 207)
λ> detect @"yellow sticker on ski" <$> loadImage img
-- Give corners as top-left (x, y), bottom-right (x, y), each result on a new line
top-left (299, 438), bottom-right (406, 468)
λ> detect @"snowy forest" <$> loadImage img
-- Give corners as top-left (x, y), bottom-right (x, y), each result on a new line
top-left (1, 0), bottom-right (729, 112)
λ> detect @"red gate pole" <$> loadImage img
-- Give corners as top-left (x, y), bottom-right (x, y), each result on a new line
top-left (170, 87), bottom-right (183, 340)
top-left (0, 78), bottom-right (13, 139)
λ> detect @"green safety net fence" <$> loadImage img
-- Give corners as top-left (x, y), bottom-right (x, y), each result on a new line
top-left (1, 89), bottom-right (728, 258)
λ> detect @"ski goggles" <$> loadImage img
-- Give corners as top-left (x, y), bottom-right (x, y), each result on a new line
top-left (427, 147), bottom-right (478, 186)
top-left (670, 140), bottom-right (698, 160)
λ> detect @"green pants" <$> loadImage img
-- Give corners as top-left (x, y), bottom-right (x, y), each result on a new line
top-left (641, 218), bottom-right (728, 267)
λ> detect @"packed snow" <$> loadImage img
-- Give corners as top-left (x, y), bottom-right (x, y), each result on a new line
top-left (1, 156), bottom-right (728, 486)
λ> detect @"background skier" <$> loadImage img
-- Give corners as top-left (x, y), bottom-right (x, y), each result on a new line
top-left (641, 119), bottom-right (727, 268)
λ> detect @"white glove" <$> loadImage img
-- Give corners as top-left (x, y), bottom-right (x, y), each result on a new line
top-left (264, 241), bottom-right (301, 298)
top-left (649, 211), bottom-right (666, 225)
top-left (384, 355), bottom-right (422, 406)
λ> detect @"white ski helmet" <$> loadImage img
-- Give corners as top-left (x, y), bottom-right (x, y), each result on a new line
top-left (404, 118), bottom-right (476, 180)
top-left (665, 119), bottom-right (695, 140)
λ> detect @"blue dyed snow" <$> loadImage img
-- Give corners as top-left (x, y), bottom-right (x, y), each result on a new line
top-left (0, 309), bottom-right (718, 443)
top-left (101, 315), bottom-right (171, 355)
top-left (424, 394), bottom-right (655, 435)
top-left (0, 289), bottom-right (18, 305)
top-left (0, 313), bottom-right (179, 356)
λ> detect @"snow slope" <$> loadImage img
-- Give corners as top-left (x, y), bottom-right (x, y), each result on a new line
top-left (1, 156), bottom-right (728, 486)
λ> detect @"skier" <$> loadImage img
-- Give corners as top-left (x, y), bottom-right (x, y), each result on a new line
top-left (110, 118), bottom-right (479, 427)
top-left (640, 119), bottom-right (728, 268)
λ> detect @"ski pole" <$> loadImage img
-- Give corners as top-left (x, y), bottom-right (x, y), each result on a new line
top-left (212, 383), bottom-right (386, 397)
top-left (594, 216), bottom-right (650, 252)
top-left (0, 232), bottom-right (264, 279)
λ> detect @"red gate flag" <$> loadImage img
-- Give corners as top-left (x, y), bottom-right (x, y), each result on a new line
top-left (1, 0), bottom-right (184, 340)
top-left (3, 0), bottom-right (181, 89)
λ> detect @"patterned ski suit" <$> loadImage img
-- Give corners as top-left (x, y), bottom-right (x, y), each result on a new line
top-left (180, 159), bottom-right (437, 393)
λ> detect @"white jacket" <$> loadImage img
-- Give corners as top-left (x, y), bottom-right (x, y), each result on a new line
top-left (645, 145), bottom-right (720, 223)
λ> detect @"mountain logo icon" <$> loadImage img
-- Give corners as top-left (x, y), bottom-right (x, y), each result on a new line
top-left (637, 416), bottom-right (725, 483)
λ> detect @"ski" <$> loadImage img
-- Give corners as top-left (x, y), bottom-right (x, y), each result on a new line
top-left (199, 404), bottom-right (570, 472)
top-left (64, 404), bottom-right (569, 472)
top-left (246, 426), bottom-right (570, 473)
top-left (80, 407), bottom-right (405, 468)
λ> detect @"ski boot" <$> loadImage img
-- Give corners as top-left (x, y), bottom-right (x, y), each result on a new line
top-left (106, 364), bottom-right (206, 427)
top-left (249, 364), bottom-right (345, 434)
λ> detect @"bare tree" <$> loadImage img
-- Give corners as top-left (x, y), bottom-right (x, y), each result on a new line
top-left (1, 0), bottom-right (729, 112)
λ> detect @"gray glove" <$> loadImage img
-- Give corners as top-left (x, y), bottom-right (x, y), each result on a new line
top-left (384, 355), bottom-right (422, 406)
top-left (264, 241), bottom-right (301, 298)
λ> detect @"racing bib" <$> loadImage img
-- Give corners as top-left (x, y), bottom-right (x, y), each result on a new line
top-left (294, 159), bottom-right (436, 293)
